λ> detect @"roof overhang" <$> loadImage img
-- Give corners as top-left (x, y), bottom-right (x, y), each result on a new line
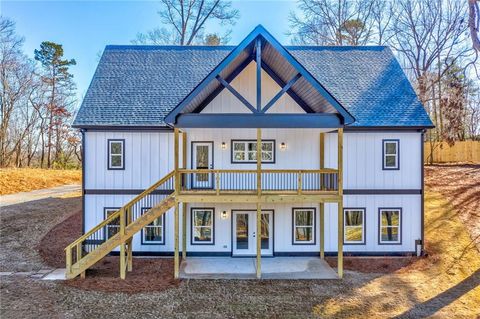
top-left (164, 25), bottom-right (355, 127)
top-left (175, 113), bottom-right (343, 128)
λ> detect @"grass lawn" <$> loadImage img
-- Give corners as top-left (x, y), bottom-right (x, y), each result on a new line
top-left (0, 165), bottom-right (478, 318)
top-left (0, 168), bottom-right (81, 195)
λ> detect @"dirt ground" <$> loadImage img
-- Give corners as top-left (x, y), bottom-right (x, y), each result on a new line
top-left (0, 165), bottom-right (479, 318)
top-left (0, 168), bottom-right (81, 195)
top-left (425, 164), bottom-right (480, 251)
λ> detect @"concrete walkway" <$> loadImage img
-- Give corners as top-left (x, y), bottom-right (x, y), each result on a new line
top-left (0, 268), bottom-right (66, 280)
top-left (0, 184), bottom-right (80, 207)
top-left (180, 257), bottom-right (338, 279)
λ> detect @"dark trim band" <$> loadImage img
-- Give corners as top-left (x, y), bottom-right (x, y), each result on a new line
top-left (343, 189), bottom-right (421, 195)
top-left (85, 189), bottom-right (173, 195)
top-left (175, 113), bottom-right (343, 128)
top-left (344, 126), bottom-right (433, 132)
top-left (73, 125), bottom-right (172, 131)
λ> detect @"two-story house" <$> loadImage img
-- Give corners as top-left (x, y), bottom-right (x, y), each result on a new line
top-left (66, 25), bottom-right (433, 280)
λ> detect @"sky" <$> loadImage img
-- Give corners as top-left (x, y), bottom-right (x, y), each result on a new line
top-left (1, 0), bottom-right (298, 101)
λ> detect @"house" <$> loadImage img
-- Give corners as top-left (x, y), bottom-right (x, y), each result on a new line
top-left (67, 25), bottom-right (433, 280)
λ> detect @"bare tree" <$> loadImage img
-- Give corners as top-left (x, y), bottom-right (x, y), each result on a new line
top-left (390, 0), bottom-right (469, 104)
top-left (133, 0), bottom-right (239, 45)
top-left (0, 17), bottom-right (37, 167)
top-left (469, 0), bottom-right (480, 51)
top-left (289, 0), bottom-right (375, 45)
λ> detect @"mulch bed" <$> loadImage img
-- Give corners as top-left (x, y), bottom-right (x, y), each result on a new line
top-left (38, 208), bottom-right (179, 293)
top-left (64, 257), bottom-right (180, 293)
top-left (326, 256), bottom-right (416, 273)
top-left (38, 210), bottom-right (83, 268)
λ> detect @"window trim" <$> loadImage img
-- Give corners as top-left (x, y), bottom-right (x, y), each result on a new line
top-left (382, 139), bottom-right (400, 170)
top-left (291, 207), bottom-right (316, 245)
top-left (107, 139), bottom-right (125, 170)
top-left (378, 207), bottom-right (402, 245)
top-left (103, 207), bottom-right (120, 240)
top-left (343, 208), bottom-right (366, 245)
top-left (190, 207), bottom-right (215, 245)
top-left (231, 139), bottom-right (276, 164)
top-left (140, 207), bottom-right (166, 245)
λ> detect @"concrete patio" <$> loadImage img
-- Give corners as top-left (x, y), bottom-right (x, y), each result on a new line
top-left (179, 257), bottom-right (338, 279)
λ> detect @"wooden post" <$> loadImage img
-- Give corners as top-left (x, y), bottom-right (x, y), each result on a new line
top-left (126, 206), bottom-right (133, 272)
top-left (337, 128), bottom-right (344, 278)
top-left (77, 244), bottom-right (86, 278)
top-left (256, 128), bottom-right (262, 279)
top-left (66, 247), bottom-right (72, 276)
top-left (182, 132), bottom-right (187, 260)
top-left (320, 132), bottom-right (325, 259)
top-left (174, 200), bottom-right (179, 279)
top-left (174, 128), bottom-right (180, 279)
top-left (120, 243), bottom-right (126, 280)
top-left (119, 207), bottom-right (126, 279)
top-left (127, 238), bottom-right (133, 272)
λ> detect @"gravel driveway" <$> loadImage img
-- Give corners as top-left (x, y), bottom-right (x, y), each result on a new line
top-left (0, 184), bottom-right (80, 207)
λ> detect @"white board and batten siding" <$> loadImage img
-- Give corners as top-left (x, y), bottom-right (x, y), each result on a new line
top-left (325, 132), bottom-right (422, 190)
top-left (82, 59), bottom-right (423, 255)
top-left (84, 131), bottom-right (178, 190)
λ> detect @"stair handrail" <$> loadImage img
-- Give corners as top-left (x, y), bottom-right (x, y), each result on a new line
top-left (65, 170), bottom-right (175, 252)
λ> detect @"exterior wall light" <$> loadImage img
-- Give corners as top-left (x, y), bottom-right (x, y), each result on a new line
top-left (221, 210), bottom-right (228, 219)
top-left (280, 142), bottom-right (287, 150)
top-left (221, 142), bottom-right (227, 150)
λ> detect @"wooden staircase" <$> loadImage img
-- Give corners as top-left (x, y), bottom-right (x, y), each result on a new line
top-left (65, 171), bottom-right (175, 279)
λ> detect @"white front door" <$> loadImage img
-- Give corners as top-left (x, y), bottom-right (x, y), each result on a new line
top-left (191, 142), bottom-right (213, 189)
top-left (232, 210), bottom-right (273, 256)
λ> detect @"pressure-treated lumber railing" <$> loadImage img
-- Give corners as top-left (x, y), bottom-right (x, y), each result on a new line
top-left (179, 169), bottom-right (339, 195)
top-left (65, 171), bottom-right (175, 279)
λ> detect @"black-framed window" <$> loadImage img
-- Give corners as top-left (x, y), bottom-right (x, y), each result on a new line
top-left (382, 139), bottom-right (399, 170)
top-left (104, 207), bottom-right (120, 239)
top-left (379, 208), bottom-right (402, 244)
top-left (231, 140), bottom-right (275, 163)
top-left (108, 139), bottom-right (125, 170)
top-left (292, 208), bottom-right (316, 245)
top-left (344, 208), bottom-right (366, 245)
top-left (141, 207), bottom-right (165, 245)
top-left (191, 208), bottom-right (214, 245)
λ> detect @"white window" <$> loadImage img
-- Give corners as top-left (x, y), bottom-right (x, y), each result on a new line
top-left (232, 140), bottom-right (275, 163)
top-left (191, 208), bottom-right (214, 244)
top-left (379, 208), bottom-right (402, 244)
top-left (104, 208), bottom-right (120, 239)
top-left (344, 209), bottom-right (365, 244)
top-left (293, 208), bottom-right (315, 244)
top-left (108, 139), bottom-right (124, 170)
top-left (142, 208), bottom-right (165, 244)
top-left (383, 140), bottom-right (399, 170)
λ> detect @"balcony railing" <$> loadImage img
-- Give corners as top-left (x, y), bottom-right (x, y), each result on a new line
top-left (178, 169), bottom-right (339, 195)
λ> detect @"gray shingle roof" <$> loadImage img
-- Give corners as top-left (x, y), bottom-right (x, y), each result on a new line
top-left (73, 45), bottom-right (433, 128)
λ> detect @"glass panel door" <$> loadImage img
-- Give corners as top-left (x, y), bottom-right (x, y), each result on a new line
top-left (232, 211), bottom-right (273, 256)
top-left (261, 211), bottom-right (273, 255)
top-left (191, 142), bottom-right (213, 188)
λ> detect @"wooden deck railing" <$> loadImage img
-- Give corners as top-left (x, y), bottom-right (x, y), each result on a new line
top-left (179, 169), bottom-right (339, 195)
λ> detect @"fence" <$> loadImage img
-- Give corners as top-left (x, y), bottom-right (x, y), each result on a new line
top-left (424, 141), bottom-right (480, 163)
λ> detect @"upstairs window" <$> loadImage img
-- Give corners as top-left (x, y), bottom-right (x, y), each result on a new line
top-left (108, 139), bottom-right (124, 170)
top-left (383, 139), bottom-right (399, 170)
top-left (379, 208), bottom-right (402, 244)
top-left (231, 140), bottom-right (275, 163)
top-left (292, 208), bottom-right (316, 244)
